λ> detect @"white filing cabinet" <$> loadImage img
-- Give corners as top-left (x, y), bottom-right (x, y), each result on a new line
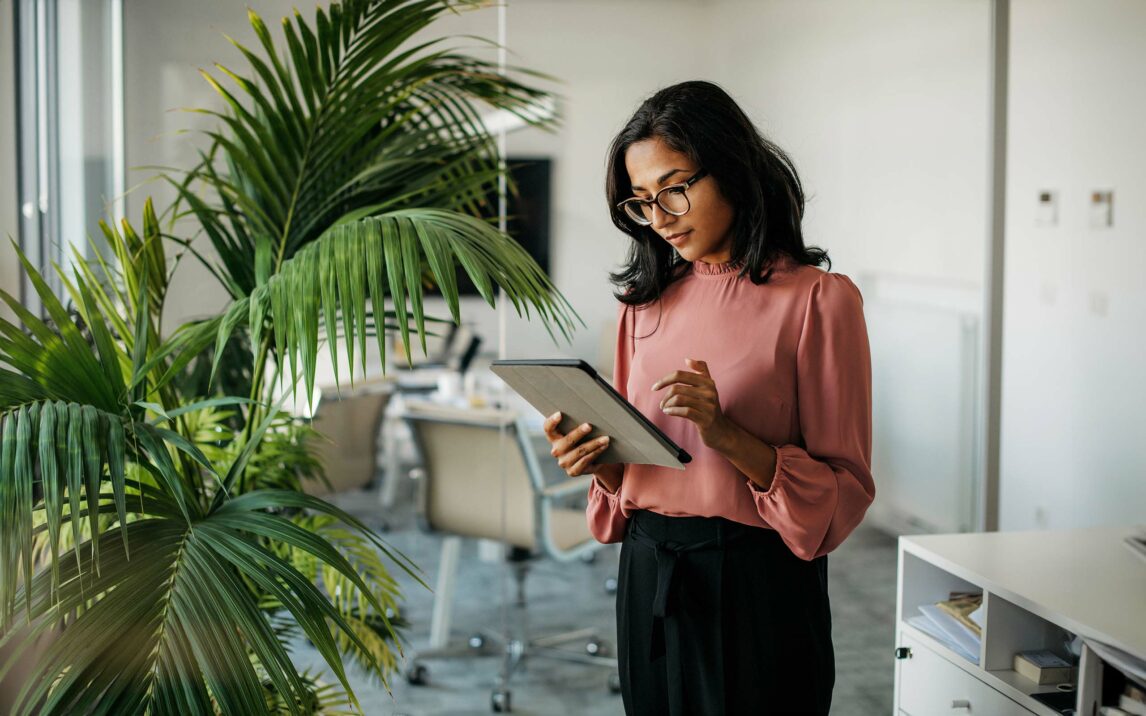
top-left (894, 526), bottom-right (1146, 716)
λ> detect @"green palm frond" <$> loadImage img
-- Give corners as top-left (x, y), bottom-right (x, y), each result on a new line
top-left (0, 243), bottom-right (126, 413)
top-left (264, 669), bottom-right (356, 715)
top-left (0, 402), bottom-right (131, 624)
top-left (284, 514), bottom-right (409, 681)
top-left (167, 1), bottom-right (574, 400)
top-left (0, 490), bottom-right (410, 716)
top-left (179, 0), bottom-right (553, 278)
top-left (211, 208), bottom-right (578, 402)
top-left (1, 2), bottom-right (575, 711)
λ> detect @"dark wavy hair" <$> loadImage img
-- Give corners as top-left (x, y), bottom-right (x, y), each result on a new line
top-left (606, 80), bottom-right (830, 306)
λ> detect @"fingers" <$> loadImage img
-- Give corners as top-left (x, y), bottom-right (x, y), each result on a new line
top-left (650, 362), bottom-right (710, 391)
top-left (657, 384), bottom-right (710, 410)
top-left (659, 394), bottom-right (714, 424)
top-left (542, 411), bottom-right (564, 442)
top-left (550, 421), bottom-right (595, 457)
top-left (561, 435), bottom-right (611, 476)
top-left (543, 412), bottom-right (613, 475)
top-left (660, 395), bottom-right (704, 417)
top-left (685, 358), bottom-right (710, 376)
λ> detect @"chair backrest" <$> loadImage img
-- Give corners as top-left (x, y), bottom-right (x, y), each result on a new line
top-left (306, 386), bottom-right (392, 495)
top-left (404, 404), bottom-right (544, 551)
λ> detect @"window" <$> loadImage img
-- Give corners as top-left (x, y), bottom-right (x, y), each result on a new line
top-left (15, 0), bottom-right (123, 312)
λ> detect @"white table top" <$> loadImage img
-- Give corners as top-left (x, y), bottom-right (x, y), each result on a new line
top-left (901, 525), bottom-right (1146, 661)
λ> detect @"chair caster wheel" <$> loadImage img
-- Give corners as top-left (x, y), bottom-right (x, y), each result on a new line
top-left (608, 671), bottom-right (622, 694)
top-left (604, 576), bottom-right (618, 594)
top-left (469, 633), bottom-right (486, 649)
top-left (491, 688), bottom-right (512, 712)
top-left (405, 662), bottom-right (428, 686)
top-left (586, 640), bottom-right (609, 656)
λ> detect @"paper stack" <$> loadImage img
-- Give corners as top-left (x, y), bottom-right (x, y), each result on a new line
top-left (907, 592), bottom-right (983, 664)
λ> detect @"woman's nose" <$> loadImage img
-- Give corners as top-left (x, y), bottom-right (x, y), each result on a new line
top-left (650, 203), bottom-right (677, 230)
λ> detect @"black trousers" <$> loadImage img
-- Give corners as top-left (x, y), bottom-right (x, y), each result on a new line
top-left (616, 510), bottom-right (834, 716)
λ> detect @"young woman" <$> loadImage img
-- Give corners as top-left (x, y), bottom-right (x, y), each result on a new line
top-left (542, 80), bottom-right (875, 715)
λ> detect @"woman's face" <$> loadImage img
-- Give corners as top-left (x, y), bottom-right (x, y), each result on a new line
top-left (623, 136), bottom-right (735, 264)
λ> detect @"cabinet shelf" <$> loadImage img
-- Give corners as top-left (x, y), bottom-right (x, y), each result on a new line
top-left (895, 527), bottom-right (1146, 716)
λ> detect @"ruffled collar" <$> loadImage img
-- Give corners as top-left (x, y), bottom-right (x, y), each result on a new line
top-left (690, 259), bottom-right (742, 277)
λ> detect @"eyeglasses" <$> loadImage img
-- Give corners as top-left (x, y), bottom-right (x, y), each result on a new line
top-left (617, 169), bottom-right (709, 226)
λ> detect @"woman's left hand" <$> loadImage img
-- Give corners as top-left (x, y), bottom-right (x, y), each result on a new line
top-left (652, 358), bottom-right (735, 450)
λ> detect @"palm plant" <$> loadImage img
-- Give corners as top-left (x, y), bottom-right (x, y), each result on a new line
top-left (0, 1), bottom-right (579, 713)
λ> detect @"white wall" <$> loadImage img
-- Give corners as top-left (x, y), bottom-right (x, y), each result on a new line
top-left (124, 0), bottom-right (307, 333)
top-left (708, 0), bottom-right (993, 532)
top-left (999, 0), bottom-right (1146, 530)
top-left (0, 0), bottom-right (19, 324)
top-left (708, 0), bottom-right (991, 284)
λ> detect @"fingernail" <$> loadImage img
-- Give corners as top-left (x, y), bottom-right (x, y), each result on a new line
top-left (580, 422), bottom-right (590, 430)
top-left (600, 436), bottom-right (610, 444)
top-left (549, 411), bottom-right (560, 420)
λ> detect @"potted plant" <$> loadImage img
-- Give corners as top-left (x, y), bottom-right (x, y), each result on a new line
top-left (0, 1), bottom-right (578, 712)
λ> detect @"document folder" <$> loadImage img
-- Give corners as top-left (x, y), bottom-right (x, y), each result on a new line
top-left (490, 359), bottom-right (691, 470)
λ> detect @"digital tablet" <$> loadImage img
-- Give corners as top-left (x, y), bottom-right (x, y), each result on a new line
top-left (489, 358), bottom-right (691, 470)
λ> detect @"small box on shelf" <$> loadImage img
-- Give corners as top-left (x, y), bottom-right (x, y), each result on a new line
top-left (1014, 649), bottom-right (1075, 685)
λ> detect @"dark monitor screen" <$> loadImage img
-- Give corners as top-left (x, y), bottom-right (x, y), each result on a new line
top-left (451, 157), bottom-right (551, 297)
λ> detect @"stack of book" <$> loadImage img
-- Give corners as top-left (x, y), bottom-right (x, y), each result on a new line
top-left (907, 592), bottom-right (983, 664)
top-left (1013, 649), bottom-right (1074, 684)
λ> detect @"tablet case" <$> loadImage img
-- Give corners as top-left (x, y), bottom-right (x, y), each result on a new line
top-left (489, 359), bottom-right (691, 470)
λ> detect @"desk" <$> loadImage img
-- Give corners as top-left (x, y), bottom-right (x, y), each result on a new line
top-left (894, 526), bottom-right (1146, 715)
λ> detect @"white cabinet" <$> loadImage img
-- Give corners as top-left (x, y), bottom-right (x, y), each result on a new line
top-left (897, 633), bottom-right (1034, 716)
top-left (894, 527), bottom-right (1146, 716)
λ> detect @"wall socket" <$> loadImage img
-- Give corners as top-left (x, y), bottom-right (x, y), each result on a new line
top-left (1036, 190), bottom-right (1058, 227)
top-left (1090, 190), bottom-right (1114, 228)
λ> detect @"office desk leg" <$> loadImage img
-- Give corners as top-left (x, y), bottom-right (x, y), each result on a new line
top-left (429, 536), bottom-right (462, 650)
top-left (379, 414), bottom-right (402, 508)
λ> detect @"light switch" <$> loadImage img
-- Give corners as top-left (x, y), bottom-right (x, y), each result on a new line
top-left (1090, 190), bottom-right (1113, 228)
top-left (1036, 190), bottom-right (1058, 227)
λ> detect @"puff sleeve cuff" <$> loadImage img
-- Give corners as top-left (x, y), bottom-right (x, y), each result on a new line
top-left (751, 273), bottom-right (876, 560)
top-left (587, 476), bottom-right (628, 544)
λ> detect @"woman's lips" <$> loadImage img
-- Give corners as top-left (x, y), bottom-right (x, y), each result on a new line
top-left (665, 231), bottom-right (690, 244)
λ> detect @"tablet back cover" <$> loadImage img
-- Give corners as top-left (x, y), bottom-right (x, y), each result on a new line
top-left (490, 360), bottom-right (688, 470)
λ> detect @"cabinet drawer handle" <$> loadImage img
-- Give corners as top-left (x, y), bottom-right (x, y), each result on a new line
top-left (894, 646), bottom-right (912, 659)
top-left (951, 699), bottom-right (971, 710)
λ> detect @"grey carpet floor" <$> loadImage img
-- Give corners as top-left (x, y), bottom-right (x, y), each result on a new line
top-left (292, 479), bottom-right (897, 716)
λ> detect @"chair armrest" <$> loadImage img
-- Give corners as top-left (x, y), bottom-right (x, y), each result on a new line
top-left (541, 476), bottom-right (595, 500)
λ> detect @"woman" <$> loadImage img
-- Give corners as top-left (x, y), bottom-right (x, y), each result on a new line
top-left (543, 80), bottom-right (875, 715)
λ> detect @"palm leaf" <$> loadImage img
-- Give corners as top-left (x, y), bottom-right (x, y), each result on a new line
top-left (1, 483), bottom-right (414, 715)
top-left (281, 514), bottom-right (407, 681)
top-left (212, 209), bottom-right (579, 405)
top-left (171, 0), bottom-right (563, 307)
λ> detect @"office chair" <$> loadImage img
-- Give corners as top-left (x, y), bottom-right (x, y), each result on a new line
top-left (303, 379), bottom-right (393, 496)
top-left (401, 402), bottom-right (619, 713)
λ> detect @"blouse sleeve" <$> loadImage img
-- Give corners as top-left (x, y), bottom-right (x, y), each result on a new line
top-left (586, 301), bottom-right (633, 544)
top-left (750, 272), bottom-right (876, 560)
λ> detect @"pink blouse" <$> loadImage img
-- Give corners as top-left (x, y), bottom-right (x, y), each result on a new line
top-left (586, 255), bottom-right (875, 560)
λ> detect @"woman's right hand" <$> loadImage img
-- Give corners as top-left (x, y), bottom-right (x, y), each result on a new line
top-left (542, 412), bottom-right (620, 490)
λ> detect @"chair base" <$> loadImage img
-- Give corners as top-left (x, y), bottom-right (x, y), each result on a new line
top-left (405, 626), bottom-right (620, 712)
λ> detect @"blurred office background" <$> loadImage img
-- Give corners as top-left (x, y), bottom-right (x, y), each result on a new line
top-left (1, 1), bottom-right (1142, 713)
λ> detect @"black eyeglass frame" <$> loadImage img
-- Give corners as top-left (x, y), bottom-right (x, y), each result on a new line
top-left (617, 169), bottom-right (710, 226)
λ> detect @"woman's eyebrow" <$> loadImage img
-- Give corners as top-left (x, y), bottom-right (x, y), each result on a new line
top-left (632, 168), bottom-right (689, 192)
